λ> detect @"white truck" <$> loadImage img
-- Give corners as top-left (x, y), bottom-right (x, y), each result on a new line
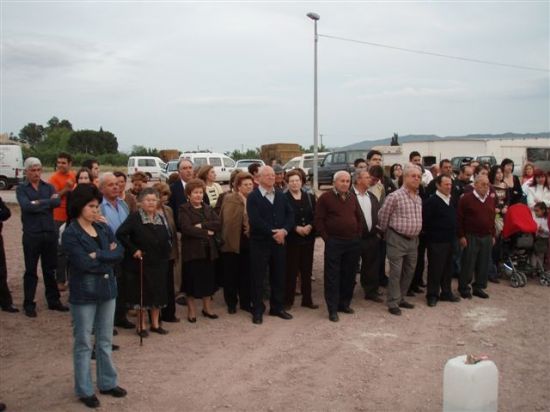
top-left (0, 145), bottom-right (24, 190)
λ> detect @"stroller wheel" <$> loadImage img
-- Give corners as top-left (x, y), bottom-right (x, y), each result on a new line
top-left (510, 276), bottom-right (520, 288)
top-left (540, 272), bottom-right (550, 287)
top-left (518, 271), bottom-right (528, 287)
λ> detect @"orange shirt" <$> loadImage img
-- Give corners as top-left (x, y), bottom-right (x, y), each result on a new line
top-left (50, 170), bottom-right (76, 222)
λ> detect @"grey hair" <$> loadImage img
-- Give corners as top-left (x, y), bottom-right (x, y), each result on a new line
top-left (98, 172), bottom-right (116, 189)
top-left (137, 187), bottom-right (159, 201)
top-left (257, 165), bottom-right (274, 177)
top-left (402, 163), bottom-right (422, 177)
top-left (23, 157), bottom-right (42, 170)
top-left (333, 170), bottom-right (351, 182)
top-left (354, 169), bottom-right (369, 183)
top-left (474, 174), bottom-right (489, 184)
top-left (177, 158), bottom-right (193, 169)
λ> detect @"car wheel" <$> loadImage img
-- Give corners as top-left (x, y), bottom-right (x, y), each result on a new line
top-left (0, 178), bottom-right (7, 190)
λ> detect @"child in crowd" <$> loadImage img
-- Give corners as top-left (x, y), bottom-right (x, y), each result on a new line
top-left (532, 202), bottom-right (549, 272)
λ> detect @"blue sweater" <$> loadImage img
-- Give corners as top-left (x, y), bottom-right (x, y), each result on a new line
top-left (422, 194), bottom-right (457, 243)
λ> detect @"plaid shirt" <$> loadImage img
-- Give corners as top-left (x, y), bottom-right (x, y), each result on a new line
top-left (377, 186), bottom-right (422, 237)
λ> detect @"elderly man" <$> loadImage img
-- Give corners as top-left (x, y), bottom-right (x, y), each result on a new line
top-left (16, 157), bottom-right (68, 317)
top-left (378, 163), bottom-right (423, 316)
top-left (98, 173), bottom-right (134, 329)
top-left (315, 171), bottom-right (362, 322)
top-left (457, 175), bottom-right (496, 299)
top-left (353, 170), bottom-right (382, 303)
top-left (247, 166), bottom-right (294, 324)
top-left (423, 175), bottom-right (461, 306)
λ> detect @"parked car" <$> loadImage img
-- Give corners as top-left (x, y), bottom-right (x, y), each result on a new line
top-left (179, 152), bottom-right (235, 183)
top-left (127, 156), bottom-right (166, 181)
top-left (283, 152), bottom-right (329, 177)
top-left (308, 151), bottom-right (358, 188)
top-left (160, 159), bottom-right (180, 182)
top-left (0, 144), bottom-right (24, 190)
top-left (476, 155), bottom-right (497, 168)
top-left (235, 159), bottom-right (265, 172)
top-left (450, 156), bottom-right (474, 175)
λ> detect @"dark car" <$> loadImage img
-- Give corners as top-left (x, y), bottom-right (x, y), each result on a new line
top-left (450, 156), bottom-right (474, 175)
top-left (308, 150), bottom-right (361, 188)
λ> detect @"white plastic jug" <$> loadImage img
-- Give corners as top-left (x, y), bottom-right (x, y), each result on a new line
top-left (443, 355), bottom-right (498, 412)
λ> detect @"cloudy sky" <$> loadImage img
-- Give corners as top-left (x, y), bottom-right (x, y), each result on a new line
top-left (1, 1), bottom-right (548, 153)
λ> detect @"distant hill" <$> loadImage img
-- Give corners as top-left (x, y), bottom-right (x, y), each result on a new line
top-left (338, 132), bottom-right (549, 151)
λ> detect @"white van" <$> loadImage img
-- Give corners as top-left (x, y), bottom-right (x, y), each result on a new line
top-left (179, 152), bottom-right (235, 183)
top-left (127, 156), bottom-right (166, 181)
top-left (0, 144), bottom-right (24, 190)
top-left (283, 152), bottom-right (329, 176)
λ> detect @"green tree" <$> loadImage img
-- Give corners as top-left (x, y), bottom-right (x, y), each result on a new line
top-left (68, 129), bottom-right (118, 155)
top-left (227, 148), bottom-right (261, 161)
top-left (130, 145), bottom-right (160, 157)
top-left (46, 116), bottom-right (73, 132)
top-left (19, 122), bottom-right (45, 145)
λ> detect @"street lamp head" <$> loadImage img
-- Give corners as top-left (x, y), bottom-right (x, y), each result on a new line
top-left (307, 12), bottom-right (320, 21)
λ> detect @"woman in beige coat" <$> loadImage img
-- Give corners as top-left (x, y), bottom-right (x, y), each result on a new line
top-left (219, 172), bottom-right (254, 314)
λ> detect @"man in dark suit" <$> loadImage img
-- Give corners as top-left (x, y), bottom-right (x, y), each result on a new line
top-left (353, 170), bottom-right (382, 303)
top-left (247, 166), bottom-right (295, 325)
top-left (169, 159), bottom-right (194, 229)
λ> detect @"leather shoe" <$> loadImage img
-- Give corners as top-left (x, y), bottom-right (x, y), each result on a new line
top-left (24, 308), bottom-right (37, 318)
top-left (252, 314), bottom-right (263, 324)
top-left (388, 307), bottom-right (402, 316)
top-left (150, 326), bottom-right (169, 335)
top-left (1, 304), bottom-right (19, 313)
top-left (398, 301), bottom-right (415, 309)
top-left (48, 302), bottom-right (69, 312)
top-left (161, 317), bottom-right (180, 323)
top-left (440, 294), bottom-right (460, 302)
top-left (427, 297), bottom-right (438, 307)
top-left (269, 310), bottom-right (293, 320)
top-left (115, 319), bottom-right (135, 329)
top-left (488, 278), bottom-right (500, 284)
top-left (473, 289), bottom-right (489, 299)
top-left (100, 386), bottom-right (127, 398)
top-left (79, 395), bottom-right (100, 408)
top-left (411, 285), bottom-right (423, 293)
top-left (328, 312), bottom-right (339, 322)
top-left (364, 295), bottom-right (383, 303)
top-left (460, 291), bottom-right (472, 299)
top-left (338, 306), bottom-right (355, 314)
top-left (202, 310), bottom-right (219, 319)
top-left (301, 302), bottom-right (319, 309)
top-left (228, 306), bottom-right (237, 314)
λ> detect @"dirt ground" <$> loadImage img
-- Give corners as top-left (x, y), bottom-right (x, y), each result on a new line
top-left (0, 202), bottom-right (549, 412)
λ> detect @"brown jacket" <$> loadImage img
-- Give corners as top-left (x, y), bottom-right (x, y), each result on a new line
top-left (179, 202), bottom-right (221, 262)
top-left (160, 204), bottom-right (179, 261)
top-left (220, 192), bottom-right (249, 254)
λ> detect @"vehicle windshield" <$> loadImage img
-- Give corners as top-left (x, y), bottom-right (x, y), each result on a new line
top-left (237, 160), bottom-right (261, 167)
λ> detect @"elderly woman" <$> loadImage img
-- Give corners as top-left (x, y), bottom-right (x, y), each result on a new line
top-left (62, 184), bottom-right (126, 409)
top-left (220, 172), bottom-right (254, 314)
top-left (152, 182), bottom-right (180, 323)
top-left (180, 179), bottom-right (221, 322)
top-left (116, 187), bottom-right (170, 337)
top-left (284, 169), bottom-right (318, 310)
top-left (197, 165), bottom-right (224, 208)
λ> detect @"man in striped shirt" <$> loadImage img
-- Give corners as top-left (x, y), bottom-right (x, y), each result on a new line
top-left (377, 163), bottom-right (423, 316)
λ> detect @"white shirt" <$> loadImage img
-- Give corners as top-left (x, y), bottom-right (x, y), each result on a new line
top-left (473, 189), bottom-right (489, 203)
top-left (422, 169), bottom-right (433, 186)
top-left (354, 186), bottom-right (372, 231)
top-left (259, 185), bottom-right (275, 204)
top-left (436, 190), bottom-right (451, 206)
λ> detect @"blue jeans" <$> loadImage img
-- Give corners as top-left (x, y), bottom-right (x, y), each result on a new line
top-left (71, 299), bottom-right (117, 397)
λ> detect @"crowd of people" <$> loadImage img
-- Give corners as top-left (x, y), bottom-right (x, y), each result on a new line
top-left (0, 150), bottom-right (548, 409)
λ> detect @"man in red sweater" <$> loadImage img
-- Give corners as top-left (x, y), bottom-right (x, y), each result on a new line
top-left (315, 171), bottom-right (362, 322)
top-left (457, 175), bottom-right (496, 299)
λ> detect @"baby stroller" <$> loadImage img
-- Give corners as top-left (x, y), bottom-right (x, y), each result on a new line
top-left (501, 203), bottom-right (550, 287)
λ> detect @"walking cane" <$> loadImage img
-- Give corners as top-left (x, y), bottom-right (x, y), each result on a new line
top-left (139, 256), bottom-right (144, 347)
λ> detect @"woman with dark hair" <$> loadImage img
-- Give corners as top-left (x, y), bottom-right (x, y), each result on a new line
top-left (488, 165), bottom-right (510, 217)
top-left (220, 172), bottom-right (254, 313)
top-left (61, 185), bottom-right (126, 408)
top-left (180, 178), bottom-right (221, 322)
top-left (389, 164), bottom-right (403, 188)
top-left (116, 187), bottom-right (170, 337)
top-left (501, 158), bottom-right (523, 205)
top-left (284, 169), bottom-right (318, 310)
top-left (525, 169), bottom-right (550, 211)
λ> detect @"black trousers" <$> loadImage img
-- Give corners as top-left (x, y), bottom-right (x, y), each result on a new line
top-left (22, 231), bottom-right (60, 310)
top-left (0, 233), bottom-right (14, 308)
top-left (55, 220), bottom-right (68, 284)
top-left (285, 241), bottom-right (314, 307)
top-left (410, 234), bottom-right (427, 288)
top-left (250, 239), bottom-right (285, 316)
top-left (324, 237), bottom-right (361, 314)
top-left (222, 251), bottom-right (251, 311)
top-left (161, 260), bottom-right (177, 320)
top-left (360, 235), bottom-right (381, 298)
top-left (426, 241), bottom-right (453, 299)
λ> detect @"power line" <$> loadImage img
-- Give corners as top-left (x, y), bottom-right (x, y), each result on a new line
top-left (318, 33), bottom-right (550, 73)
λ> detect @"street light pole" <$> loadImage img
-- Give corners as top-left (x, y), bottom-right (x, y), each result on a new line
top-left (307, 12), bottom-right (320, 191)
